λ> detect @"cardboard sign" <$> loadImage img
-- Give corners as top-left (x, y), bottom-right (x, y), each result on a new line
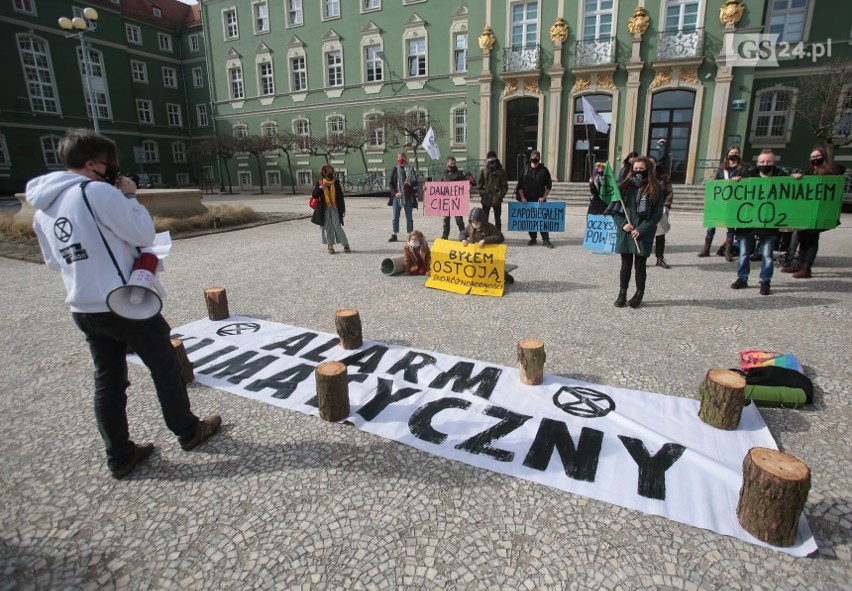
top-left (508, 202), bottom-right (566, 233)
top-left (423, 181), bottom-right (470, 217)
top-left (583, 214), bottom-right (617, 254)
top-left (704, 176), bottom-right (843, 229)
top-left (425, 238), bottom-right (506, 297)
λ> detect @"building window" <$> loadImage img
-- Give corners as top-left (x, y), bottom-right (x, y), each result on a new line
top-left (233, 124), bottom-right (248, 139)
top-left (223, 8), bottom-right (239, 40)
top-left (583, 0), bottom-right (614, 40)
top-left (837, 87), bottom-right (852, 137)
top-left (13, 0), bottom-right (36, 15)
top-left (176, 172), bottom-right (190, 185)
top-left (167, 104), bottom-right (182, 127)
top-left (77, 47), bottom-right (111, 120)
top-left (293, 117), bottom-right (310, 150)
top-left (362, 0), bottom-right (381, 11)
top-left (364, 112), bottom-right (384, 148)
top-left (148, 173), bottom-right (162, 185)
top-left (324, 0), bottom-right (340, 19)
top-left (296, 169), bottom-right (312, 185)
top-left (767, 0), bottom-right (808, 43)
top-left (365, 45), bottom-right (383, 82)
top-left (238, 171), bottom-right (252, 187)
top-left (229, 66), bottom-right (244, 100)
top-left (753, 89), bottom-right (793, 139)
top-left (142, 140), bottom-right (159, 163)
top-left (664, 0), bottom-right (700, 33)
top-left (0, 134), bottom-right (9, 166)
top-left (126, 24), bottom-right (141, 45)
top-left (290, 56), bottom-right (307, 92)
top-left (452, 106), bottom-right (467, 145)
top-left (131, 60), bottom-right (148, 83)
top-left (158, 33), bottom-right (173, 52)
top-left (153, 7), bottom-right (161, 17)
top-left (266, 170), bottom-right (281, 186)
top-left (17, 36), bottom-right (60, 114)
top-left (407, 38), bottom-right (426, 77)
top-left (261, 121), bottom-right (278, 137)
top-left (193, 67), bottom-right (204, 88)
top-left (259, 62), bottom-right (274, 95)
top-left (453, 33), bottom-right (467, 73)
top-left (511, 1), bottom-right (538, 48)
top-left (196, 104), bottom-right (209, 127)
top-left (254, 1), bottom-right (269, 34)
top-left (41, 136), bottom-right (61, 167)
top-left (327, 115), bottom-right (345, 139)
top-left (326, 50), bottom-right (343, 87)
top-left (189, 34), bottom-right (200, 52)
top-left (172, 142), bottom-right (186, 163)
top-left (162, 66), bottom-right (177, 88)
top-left (136, 99), bottom-right (154, 124)
top-left (287, 0), bottom-right (303, 27)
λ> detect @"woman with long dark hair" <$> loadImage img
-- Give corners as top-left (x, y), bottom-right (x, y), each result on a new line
top-left (616, 151), bottom-right (639, 183)
top-left (311, 164), bottom-right (350, 254)
top-left (607, 156), bottom-right (665, 308)
top-left (699, 146), bottom-right (748, 259)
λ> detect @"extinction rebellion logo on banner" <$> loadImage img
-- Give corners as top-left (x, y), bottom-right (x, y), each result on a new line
top-left (140, 317), bottom-right (816, 556)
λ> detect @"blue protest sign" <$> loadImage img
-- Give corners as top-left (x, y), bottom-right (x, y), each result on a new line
top-left (582, 214), bottom-right (617, 254)
top-left (508, 202), bottom-right (566, 233)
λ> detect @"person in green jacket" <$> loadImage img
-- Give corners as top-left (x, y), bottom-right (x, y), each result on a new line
top-left (477, 150), bottom-right (509, 231)
top-left (607, 155), bottom-right (665, 309)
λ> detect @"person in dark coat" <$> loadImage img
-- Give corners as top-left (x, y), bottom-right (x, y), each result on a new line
top-left (460, 207), bottom-right (513, 284)
top-left (516, 150), bottom-right (554, 248)
top-left (607, 156), bottom-right (665, 308)
top-left (477, 150), bottom-right (509, 230)
top-left (311, 164), bottom-right (350, 254)
top-left (441, 156), bottom-right (468, 239)
top-left (587, 161), bottom-right (609, 216)
top-left (649, 155), bottom-right (674, 269)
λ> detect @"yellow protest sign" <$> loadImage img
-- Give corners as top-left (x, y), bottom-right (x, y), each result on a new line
top-left (425, 239), bottom-right (507, 297)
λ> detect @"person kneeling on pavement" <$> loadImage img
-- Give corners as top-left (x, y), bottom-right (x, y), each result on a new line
top-left (460, 207), bottom-right (514, 284)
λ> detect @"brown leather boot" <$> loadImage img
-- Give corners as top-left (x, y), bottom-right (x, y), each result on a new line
top-left (697, 237), bottom-right (712, 257)
top-left (792, 266), bottom-right (812, 279)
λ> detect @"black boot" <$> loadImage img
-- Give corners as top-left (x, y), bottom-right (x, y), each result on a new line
top-left (697, 236), bottom-right (712, 257)
top-left (656, 256), bottom-right (670, 269)
top-left (614, 288), bottom-right (627, 307)
top-left (628, 290), bottom-right (644, 308)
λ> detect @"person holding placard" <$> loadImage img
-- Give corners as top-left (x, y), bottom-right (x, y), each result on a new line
top-left (388, 153), bottom-right (417, 242)
top-left (477, 150), bottom-right (509, 230)
top-left (311, 164), bottom-right (350, 254)
top-left (609, 156), bottom-right (665, 308)
top-left (517, 150), bottom-right (554, 248)
top-left (440, 157), bottom-right (468, 239)
top-left (700, 146), bottom-right (748, 259)
top-left (784, 147), bottom-right (846, 279)
top-left (460, 207), bottom-right (513, 284)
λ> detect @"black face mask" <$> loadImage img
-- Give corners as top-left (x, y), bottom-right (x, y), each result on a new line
top-left (95, 163), bottom-right (120, 186)
top-left (758, 165), bottom-right (774, 175)
top-left (530, 158), bottom-right (540, 165)
top-left (447, 165), bottom-right (457, 172)
top-left (728, 154), bottom-right (739, 162)
top-left (811, 157), bottom-right (824, 166)
top-left (325, 173), bottom-right (335, 180)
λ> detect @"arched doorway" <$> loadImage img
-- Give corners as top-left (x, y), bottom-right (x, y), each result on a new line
top-left (571, 94), bottom-right (613, 182)
top-left (505, 97), bottom-right (539, 180)
top-left (647, 89), bottom-right (695, 184)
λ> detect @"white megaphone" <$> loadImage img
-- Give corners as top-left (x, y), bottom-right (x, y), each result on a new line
top-left (107, 252), bottom-right (164, 320)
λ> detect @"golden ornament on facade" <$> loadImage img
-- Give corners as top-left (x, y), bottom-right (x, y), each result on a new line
top-left (549, 17), bottom-right (569, 45)
top-left (719, 0), bottom-right (746, 26)
top-left (501, 81), bottom-right (518, 97)
top-left (572, 76), bottom-right (591, 92)
top-left (478, 25), bottom-right (496, 51)
top-left (627, 6), bottom-right (650, 36)
top-left (597, 74), bottom-right (616, 90)
top-left (524, 78), bottom-right (541, 95)
top-left (681, 69), bottom-right (700, 85)
top-left (650, 70), bottom-right (673, 88)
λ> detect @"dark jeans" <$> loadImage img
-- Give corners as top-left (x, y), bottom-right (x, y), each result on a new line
top-left (442, 215), bottom-right (465, 239)
top-left (655, 234), bottom-right (666, 258)
top-left (619, 254), bottom-right (648, 291)
top-left (796, 229), bottom-right (820, 267)
top-left (72, 312), bottom-right (199, 470)
top-left (528, 232), bottom-right (550, 241)
top-left (482, 205), bottom-right (501, 230)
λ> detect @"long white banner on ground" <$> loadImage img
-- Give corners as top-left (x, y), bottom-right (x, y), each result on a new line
top-left (147, 317), bottom-right (816, 556)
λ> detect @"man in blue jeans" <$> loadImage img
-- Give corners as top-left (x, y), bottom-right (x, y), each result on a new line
top-left (26, 129), bottom-right (222, 479)
top-left (388, 152), bottom-right (417, 242)
top-left (731, 149), bottom-right (785, 296)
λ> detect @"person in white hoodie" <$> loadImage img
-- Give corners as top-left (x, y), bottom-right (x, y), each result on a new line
top-left (26, 129), bottom-right (221, 479)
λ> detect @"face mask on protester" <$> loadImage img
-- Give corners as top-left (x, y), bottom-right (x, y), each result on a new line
top-left (325, 173), bottom-right (335, 180)
top-left (811, 157), bottom-right (825, 166)
top-left (95, 162), bottom-right (120, 186)
top-left (530, 158), bottom-right (540, 165)
top-left (758, 164), bottom-right (774, 175)
top-left (472, 222), bottom-right (481, 229)
top-left (447, 164), bottom-right (457, 172)
top-left (397, 158), bottom-right (406, 166)
top-left (632, 169), bottom-right (648, 185)
top-left (728, 154), bottom-right (740, 162)
top-left (409, 240), bottom-right (420, 248)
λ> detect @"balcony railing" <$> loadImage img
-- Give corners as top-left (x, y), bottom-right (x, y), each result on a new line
top-left (502, 45), bottom-right (541, 73)
top-left (575, 37), bottom-right (616, 67)
top-left (658, 28), bottom-right (704, 60)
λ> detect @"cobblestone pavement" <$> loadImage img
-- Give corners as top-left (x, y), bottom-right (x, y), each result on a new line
top-left (2, 192), bottom-right (850, 590)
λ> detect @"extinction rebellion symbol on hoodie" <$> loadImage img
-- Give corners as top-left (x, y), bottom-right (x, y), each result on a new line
top-left (53, 218), bottom-right (72, 242)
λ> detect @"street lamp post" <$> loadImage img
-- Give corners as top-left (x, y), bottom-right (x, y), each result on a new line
top-left (58, 7), bottom-right (100, 134)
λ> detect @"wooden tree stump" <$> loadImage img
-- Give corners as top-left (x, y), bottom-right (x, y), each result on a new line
top-left (517, 338), bottom-right (546, 385)
top-left (171, 338), bottom-right (195, 384)
top-left (335, 308), bottom-right (363, 350)
top-left (737, 447), bottom-right (811, 547)
top-left (698, 369), bottom-right (746, 430)
top-left (315, 361), bottom-right (350, 422)
top-left (204, 287), bottom-right (230, 321)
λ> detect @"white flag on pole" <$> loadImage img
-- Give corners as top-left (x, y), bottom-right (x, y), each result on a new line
top-left (581, 97), bottom-right (610, 135)
top-left (421, 126), bottom-right (441, 160)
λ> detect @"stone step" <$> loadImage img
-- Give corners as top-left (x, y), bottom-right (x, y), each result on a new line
top-left (546, 182), bottom-right (707, 213)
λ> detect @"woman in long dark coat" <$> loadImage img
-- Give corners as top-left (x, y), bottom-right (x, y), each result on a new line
top-left (607, 156), bottom-right (664, 308)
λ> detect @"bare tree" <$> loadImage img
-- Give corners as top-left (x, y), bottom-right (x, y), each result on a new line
top-left (324, 128), bottom-right (372, 172)
top-left (790, 59), bottom-right (852, 160)
top-left (188, 133), bottom-right (236, 194)
top-left (234, 135), bottom-right (275, 194)
top-left (267, 131), bottom-right (301, 194)
top-left (366, 109), bottom-right (444, 173)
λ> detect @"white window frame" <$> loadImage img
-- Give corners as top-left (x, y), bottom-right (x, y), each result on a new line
top-left (223, 8), bottom-right (239, 40)
top-left (196, 104), bottom-right (209, 127)
top-left (452, 32), bottom-right (467, 73)
top-left (406, 38), bottom-right (426, 78)
top-left (158, 33), bottom-right (173, 53)
top-left (172, 141), bottom-right (187, 163)
top-left (662, 0), bottom-right (700, 33)
top-left (142, 140), bottom-right (159, 163)
top-left (364, 111), bottom-right (384, 150)
top-left (238, 170), bottom-right (252, 188)
top-left (361, 0), bottom-right (381, 12)
top-left (582, 0), bottom-right (615, 40)
top-left (148, 173), bottom-right (162, 186)
top-left (0, 134), bottom-right (10, 167)
top-left (126, 24), bottom-right (142, 45)
top-left (261, 121), bottom-right (278, 137)
top-left (326, 114), bottom-right (345, 140)
top-left (189, 34), bottom-right (200, 52)
top-left (751, 87), bottom-right (796, 146)
top-left (323, 0), bottom-right (341, 20)
top-left (136, 99), bottom-right (154, 124)
top-left (293, 117), bottom-right (310, 150)
top-left (266, 169), bottom-right (282, 187)
top-left (326, 49), bottom-right (343, 87)
top-left (296, 169), bottom-right (312, 186)
top-left (253, 1), bottom-right (269, 34)
top-left (77, 46), bottom-right (112, 120)
top-left (176, 172), bottom-right (190, 185)
top-left (193, 67), bottom-right (204, 88)
top-left (153, 7), bottom-right (161, 18)
top-left (131, 60), bottom-right (148, 83)
top-left (290, 55), bottom-right (307, 92)
top-left (229, 65), bottom-right (244, 100)
top-left (766, 0), bottom-right (809, 43)
top-left (166, 103), bottom-right (182, 127)
top-left (510, 1), bottom-right (539, 49)
top-left (258, 60), bottom-right (274, 95)
top-left (451, 104), bottom-right (467, 146)
top-left (41, 135), bottom-right (61, 167)
top-left (13, 0), bottom-right (36, 16)
top-left (364, 44), bottom-right (383, 83)
top-left (287, 0), bottom-right (303, 27)
top-left (836, 85), bottom-right (852, 138)
top-left (17, 35), bottom-right (61, 115)
top-left (162, 66), bottom-right (177, 88)
top-left (233, 123), bottom-right (248, 139)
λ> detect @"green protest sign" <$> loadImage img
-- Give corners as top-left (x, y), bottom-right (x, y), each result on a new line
top-left (704, 176), bottom-right (844, 229)
top-left (599, 162), bottom-right (621, 204)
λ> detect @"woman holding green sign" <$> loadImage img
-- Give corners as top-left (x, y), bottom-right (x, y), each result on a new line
top-left (608, 156), bottom-right (665, 309)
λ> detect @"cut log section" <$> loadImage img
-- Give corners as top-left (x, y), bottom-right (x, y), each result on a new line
top-left (737, 447), bottom-right (811, 547)
top-left (204, 287), bottom-right (230, 321)
top-left (171, 338), bottom-right (195, 384)
top-left (517, 338), bottom-right (546, 385)
top-left (316, 361), bottom-right (350, 422)
top-left (335, 308), bottom-right (363, 350)
top-left (698, 369), bottom-right (746, 430)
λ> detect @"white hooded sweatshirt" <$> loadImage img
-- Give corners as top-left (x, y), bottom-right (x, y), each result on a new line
top-left (26, 171), bottom-right (156, 313)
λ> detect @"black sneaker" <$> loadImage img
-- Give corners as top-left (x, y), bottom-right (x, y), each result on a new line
top-left (181, 416), bottom-right (222, 451)
top-left (759, 282), bottom-right (771, 295)
top-left (527, 238), bottom-right (537, 246)
top-left (110, 443), bottom-right (154, 480)
top-left (731, 278), bottom-right (748, 289)
top-left (388, 235), bottom-right (398, 242)
top-left (542, 240), bottom-right (554, 249)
